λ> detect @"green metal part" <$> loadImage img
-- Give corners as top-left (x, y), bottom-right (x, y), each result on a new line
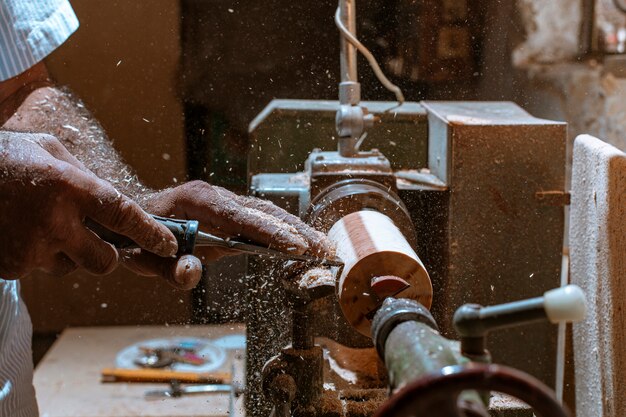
top-left (384, 321), bottom-right (486, 412)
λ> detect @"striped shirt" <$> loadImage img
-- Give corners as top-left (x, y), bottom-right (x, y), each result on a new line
top-left (0, 0), bottom-right (79, 81)
top-left (0, 280), bottom-right (37, 417)
top-left (1, 1), bottom-right (79, 416)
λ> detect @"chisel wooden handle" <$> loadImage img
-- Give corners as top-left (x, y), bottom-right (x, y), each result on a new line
top-left (101, 368), bottom-right (231, 384)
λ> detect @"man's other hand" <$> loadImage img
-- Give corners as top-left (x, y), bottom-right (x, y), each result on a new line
top-left (0, 132), bottom-right (178, 279)
top-left (122, 181), bottom-right (334, 289)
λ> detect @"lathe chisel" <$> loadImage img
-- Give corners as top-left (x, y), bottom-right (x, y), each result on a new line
top-left (88, 214), bottom-right (343, 267)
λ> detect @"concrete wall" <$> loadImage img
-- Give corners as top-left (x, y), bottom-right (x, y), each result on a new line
top-left (571, 135), bottom-right (626, 417)
top-left (501, 0), bottom-right (626, 156)
top-left (20, 0), bottom-right (192, 333)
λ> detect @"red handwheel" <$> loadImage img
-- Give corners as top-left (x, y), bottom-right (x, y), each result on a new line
top-left (373, 363), bottom-right (571, 417)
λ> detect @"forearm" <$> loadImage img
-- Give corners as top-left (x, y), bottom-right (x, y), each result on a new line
top-left (2, 86), bottom-right (153, 201)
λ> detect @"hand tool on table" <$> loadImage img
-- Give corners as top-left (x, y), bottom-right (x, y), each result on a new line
top-left (144, 380), bottom-right (245, 399)
top-left (135, 346), bottom-right (206, 368)
top-left (88, 214), bottom-right (344, 267)
top-left (101, 367), bottom-right (230, 384)
top-left (134, 350), bottom-right (173, 369)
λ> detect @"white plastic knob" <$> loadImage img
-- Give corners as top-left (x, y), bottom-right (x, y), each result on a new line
top-left (543, 285), bottom-right (587, 324)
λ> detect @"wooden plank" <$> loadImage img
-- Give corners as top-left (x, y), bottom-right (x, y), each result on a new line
top-left (571, 134), bottom-right (626, 417)
top-left (34, 325), bottom-right (245, 417)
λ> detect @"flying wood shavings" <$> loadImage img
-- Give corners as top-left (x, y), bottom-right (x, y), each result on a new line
top-left (298, 267), bottom-right (334, 289)
top-left (62, 124), bottom-right (80, 133)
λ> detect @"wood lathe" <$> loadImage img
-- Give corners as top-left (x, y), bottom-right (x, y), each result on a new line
top-left (242, 1), bottom-right (580, 416)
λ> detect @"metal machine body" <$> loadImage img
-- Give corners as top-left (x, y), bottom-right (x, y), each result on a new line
top-left (244, 1), bottom-right (567, 415)
top-left (245, 98), bottom-right (567, 416)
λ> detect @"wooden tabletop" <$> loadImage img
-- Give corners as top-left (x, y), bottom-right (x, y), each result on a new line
top-left (34, 325), bottom-right (246, 417)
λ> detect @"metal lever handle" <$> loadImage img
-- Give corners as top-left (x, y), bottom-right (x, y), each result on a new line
top-left (453, 285), bottom-right (587, 359)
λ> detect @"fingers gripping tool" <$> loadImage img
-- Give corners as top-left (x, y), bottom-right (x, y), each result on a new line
top-left (92, 215), bottom-right (343, 267)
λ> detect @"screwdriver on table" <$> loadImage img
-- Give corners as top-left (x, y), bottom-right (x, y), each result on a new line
top-left (88, 215), bottom-right (343, 267)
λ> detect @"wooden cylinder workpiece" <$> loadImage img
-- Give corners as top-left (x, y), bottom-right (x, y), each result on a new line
top-left (328, 210), bottom-right (432, 336)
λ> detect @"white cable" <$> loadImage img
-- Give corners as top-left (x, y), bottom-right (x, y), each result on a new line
top-left (354, 132), bottom-right (368, 151)
top-left (335, 6), bottom-right (405, 105)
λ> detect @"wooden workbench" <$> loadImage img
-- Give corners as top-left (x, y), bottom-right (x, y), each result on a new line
top-left (34, 325), bottom-right (245, 417)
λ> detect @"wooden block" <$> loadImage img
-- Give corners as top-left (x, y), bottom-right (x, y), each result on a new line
top-left (570, 135), bottom-right (626, 417)
top-left (328, 210), bottom-right (433, 336)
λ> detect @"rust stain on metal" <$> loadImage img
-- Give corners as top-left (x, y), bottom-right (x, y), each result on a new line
top-left (489, 186), bottom-right (517, 216)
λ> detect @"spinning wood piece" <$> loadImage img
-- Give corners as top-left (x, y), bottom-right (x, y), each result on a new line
top-left (328, 210), bottom-right (433, 336)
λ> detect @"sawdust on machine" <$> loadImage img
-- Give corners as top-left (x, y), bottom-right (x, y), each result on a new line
top-left (298, 267), bottom-right (335, 290)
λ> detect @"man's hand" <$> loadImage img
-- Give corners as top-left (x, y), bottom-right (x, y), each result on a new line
top-left (0, 132), bottom-right (178, 279)
top-left (122, 181), bottom-right (334, 289)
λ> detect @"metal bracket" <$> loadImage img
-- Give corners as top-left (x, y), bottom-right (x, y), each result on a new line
top-left (535, 191), bottom-right (571, 206)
